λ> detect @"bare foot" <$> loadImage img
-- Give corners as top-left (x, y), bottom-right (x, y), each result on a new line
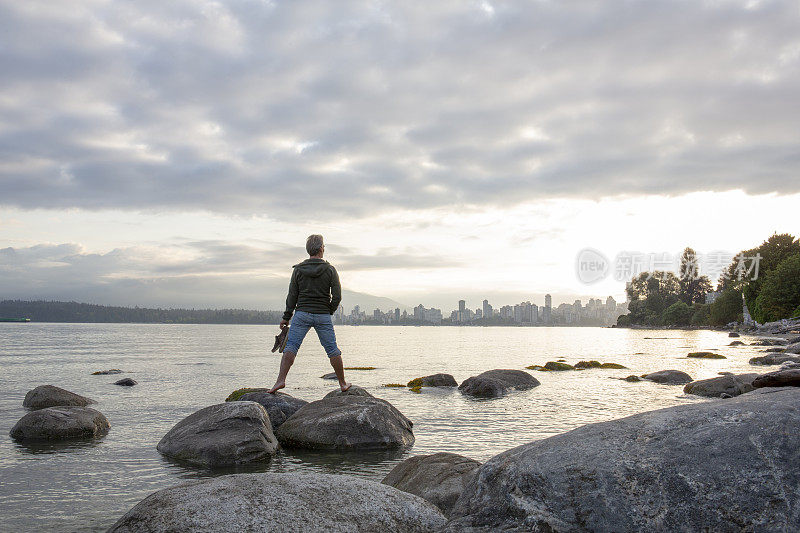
top-left (268, 382), bottom-right (285, 394)
top-left (340, 382), bottom-right (352, 392)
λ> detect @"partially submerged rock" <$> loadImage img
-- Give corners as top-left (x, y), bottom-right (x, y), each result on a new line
top-left (91, 369), bottom-right (122, 375)
top-left (785, 341), bottom-right (800, 354)
top-left (574, 360), bottom-right (627, 369)
top-left (228, 390), bottom-right (309, 430)
top-left (10, 406), bottom-right (109, 442)
top-left (445, 387), bottom-right (800, 532)
top-left (108, 472), bottom-right (446, 533)
top-left (683, 373), bottom-right (760, 398)
top-left (642, 370), bottom-right (693, 385)
top-left (458, 370), bottom-right (540, 398)
top-left (320, 372), bottom-right (338, 380)
top-left (749, 353), bottom-right (800, 366)
top-left (751, 337), bottom-right (789, 346)
top-left (157, 402), bottom-right (278, 468)
top-left (114, 378), bottom-right (137, 386)
top-left (276, 395), bottom-right (413, 450)
top-left (23, 385), bottom-right (95, 410)
top-left (728, 332), bottom-right (740, 337)
top-left (544, 361), bottom-right (574, 371)
top-left (382, 452), bottom-right (481, 517)
top-left (687, 351), bottom-right (726, 359)
top-left (622, 375), bottom-right (642, 382)
top-left (752, 369), bottom-right (800, 388)
top-left (729, 340), bottom-right (746, 346)
top-left (407, 374), bottom-right (458, 388)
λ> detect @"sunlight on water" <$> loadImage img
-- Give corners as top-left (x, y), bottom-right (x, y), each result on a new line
top-left (0, 323), bottom-right (769, 531)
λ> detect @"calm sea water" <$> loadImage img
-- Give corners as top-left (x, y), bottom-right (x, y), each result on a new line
top-left (0, 323), bottom-right (768, 532)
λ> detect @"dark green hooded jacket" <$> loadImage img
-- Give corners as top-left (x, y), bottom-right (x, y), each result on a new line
top-left (282, 258), bottom-right (342, 321)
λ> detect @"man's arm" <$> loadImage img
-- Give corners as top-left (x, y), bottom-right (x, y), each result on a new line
top-left (282, 268), bottom-right (299, 323)
top-left (329, 266), bottom-right (342, 314)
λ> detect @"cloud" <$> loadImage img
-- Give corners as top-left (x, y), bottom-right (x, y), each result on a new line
top-left (0, 241), bottom-right (453, 308)
top-left (1, 1), bottom-right (799, 219)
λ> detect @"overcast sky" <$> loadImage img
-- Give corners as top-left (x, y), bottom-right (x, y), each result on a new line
top-left (1, 0), bottom-right (799, 312)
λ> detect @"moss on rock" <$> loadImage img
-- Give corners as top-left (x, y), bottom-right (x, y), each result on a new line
top-left (688, 352), bottom-right (727, 359)
top-left (384, 383), bottom-right (406, 388)
top-left (544, 361), bottom-right (574, 371)
top-left (225, 388), bottom-right (269, 402)
top-left (407, 377), bottom-right (424, 388)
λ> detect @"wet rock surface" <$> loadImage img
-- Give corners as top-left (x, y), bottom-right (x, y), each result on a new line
top-left (10, 406), bottom-right (109, 442)
top-left (23, 385), bottom-right (95, 410)
top-left (458, 370), bottom-right (540, 398)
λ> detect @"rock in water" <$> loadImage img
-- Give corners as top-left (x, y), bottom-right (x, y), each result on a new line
top-left (157, 402), bottom-right (278, 467)
top-left (229, 391), bottom-right (308, 430)
top-left (641, 369), bottom-right (693, 384)
top-left (785, 341), bottom-right (800, 354)
top-left (320, 372), bottom-right (338, 380)
top-left (729, 340), bottom-right (746, 346)
top-left (108, 472), bottom-right (446, 533)
top-left (445, 388), bottom-right (800, 532)
top-left (324, 385), bottom-right (373, 398)
top-left (729, 332), bottom-right (740, 337)
top-left (687, 351), bottom-right (727, 359)
top-left (276, 396), bottom-right (413, 450)
top-left (683, 373), bottom-right (760, 397)
top-left (92, 369), bottom-right (123, 375)
top-left (10, 406), bottom-right (109, 442)
top-left (749, 353), bottom-right (800, 366)
top-left (407, 374), bottom-right (458, 387)
top-left (114, 378), bottom-right (137, 386)
top-left (382, 452), bottom-right (481, 516)
top-left (458, 369), bottom-right (540, 398)
top-left (752, 369), bottom-right (800, 388)
top-left (23, 385), bottom-right (95, 410)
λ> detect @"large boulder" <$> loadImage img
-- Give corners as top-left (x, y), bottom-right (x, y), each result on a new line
top-left (228, 390), bottom-right (308, 430)
top-left (157, 402), bottom-right (278, 468)
top-left (382, 452), bottom-right (481, 516)
top-left (445, 387), bottom-right (800, 532)
top-left (108, 472), bottom-right (446, 533)
top-left (276, 395), bottom-right (413, 450)
top-left (324, 385), bottom-right (373, 398)
top-left (23, 385), bottom-right (95, 410)
top-left (683, 373), bottom-right (760, 398)
top-left (10, 406), bottom-right (109, 442)
top-left (749, 353), bottom-right (800, 366)
top-left (752, 369), bottom-right (800, 388)
top-left (407, 374), bottom-right (458, 387)
top-left (642, 369), bottom-right (693, 385)
top-left (458, 370), bottom-right (540, 398)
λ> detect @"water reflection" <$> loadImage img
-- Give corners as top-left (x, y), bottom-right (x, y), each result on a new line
top-left (13, 438), bottom-right (105, 455)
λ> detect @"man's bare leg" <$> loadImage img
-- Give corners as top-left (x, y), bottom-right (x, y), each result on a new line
top-left (268, 350), bottom-right (296, 393)
top-left (329, 355), bottom-right (351, 392)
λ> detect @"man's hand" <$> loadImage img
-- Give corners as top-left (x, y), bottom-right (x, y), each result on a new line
top-left (280, 319), bottom-right (290, 329)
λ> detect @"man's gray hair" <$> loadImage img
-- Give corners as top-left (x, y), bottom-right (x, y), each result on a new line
top-left (306, 234), bottom-right (324, 256)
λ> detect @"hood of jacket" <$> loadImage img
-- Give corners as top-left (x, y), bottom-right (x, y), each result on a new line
top-left (292, 258), bottom-right (330, 278)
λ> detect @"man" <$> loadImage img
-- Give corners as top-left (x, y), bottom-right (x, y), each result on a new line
top-left (269, 234), bottom-right (351, 393)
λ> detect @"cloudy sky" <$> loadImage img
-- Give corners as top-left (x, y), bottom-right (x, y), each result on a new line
top-left (1, 0), bottom-right (798, 312)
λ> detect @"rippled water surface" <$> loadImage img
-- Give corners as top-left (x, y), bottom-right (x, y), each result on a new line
top-left (0, 323), bottom-right (771, 531)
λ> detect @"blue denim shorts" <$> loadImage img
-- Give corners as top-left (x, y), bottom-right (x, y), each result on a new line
top-left (285, 311), bottom-right (342, 357)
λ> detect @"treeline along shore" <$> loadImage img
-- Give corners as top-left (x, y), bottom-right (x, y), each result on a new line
top-left (0, 300), bottom-right (283, 325)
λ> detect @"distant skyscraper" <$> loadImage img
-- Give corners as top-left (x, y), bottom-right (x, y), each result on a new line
top-left (545, 294), bottom-right (552, 308)
top-left (482, 299), bottom-right (492, 321)
top-left (395, 308), bottom-right (401, 322)
top-left (458, 299), bottom-right (466, 323)
top-left (543, 294), bottom-right (552, 324)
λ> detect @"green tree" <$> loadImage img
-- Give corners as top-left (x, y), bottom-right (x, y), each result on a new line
top-left (754, 254), bottom-right (800, 322)
top-left (678, 247), bottom-right (713, 304)
top-left (663, 301), bottom-right (692, 326)
top-left (708, 289), bottom-right (743, 326)
top-left (690, 303), bottom-right (709, 326)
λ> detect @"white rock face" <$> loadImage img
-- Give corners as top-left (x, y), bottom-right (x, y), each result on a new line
top-left (108, 472), bottom-right (447, 533)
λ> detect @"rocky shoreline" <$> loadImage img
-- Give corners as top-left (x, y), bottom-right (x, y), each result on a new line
top-left (8, 331), bottom-right (800, 532)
